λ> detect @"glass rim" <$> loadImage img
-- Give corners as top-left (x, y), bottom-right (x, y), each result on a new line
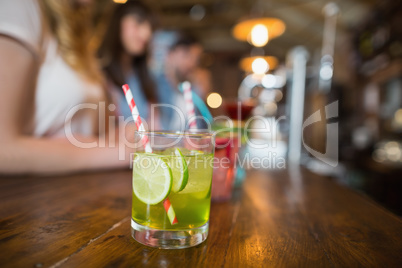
top-left (135, 130), bottom-right (215, 139)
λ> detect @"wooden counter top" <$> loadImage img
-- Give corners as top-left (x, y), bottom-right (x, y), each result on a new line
top-left (0, 168), bottom-right (401, 267)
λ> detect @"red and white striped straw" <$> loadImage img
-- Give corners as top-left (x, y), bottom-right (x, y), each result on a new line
top-left (163, 198), bottom-right (178, 225)
top-left (122, 84), bottom-right (152, 153)
top-left (182, 81), bottom-right (197, 130)
top-left (122, 84), bottom-right (178, 225)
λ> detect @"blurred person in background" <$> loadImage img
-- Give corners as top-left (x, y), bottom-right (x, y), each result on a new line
top-left (189, 67), bottom-right (212, 100)
top-left (154, 34), bottom-right (206, 130)
top-left (0, 0), bottom-right (133, 175)
top-left (99, 0), bottom-right (158, 126)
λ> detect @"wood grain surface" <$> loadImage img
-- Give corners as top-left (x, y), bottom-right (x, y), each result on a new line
top-left (0, 168), bottom-right (401, 267)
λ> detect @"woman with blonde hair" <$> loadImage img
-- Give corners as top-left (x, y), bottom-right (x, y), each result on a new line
top-left (0, 0), bottom-right (132, 174)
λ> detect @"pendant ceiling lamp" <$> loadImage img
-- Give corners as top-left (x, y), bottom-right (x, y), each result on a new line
top-left (239, 56), bottom-right (278, 73)
top-left (232, 18), bottom-right (286, 47)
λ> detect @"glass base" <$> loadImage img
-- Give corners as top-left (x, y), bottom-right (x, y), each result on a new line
top-left (131, 219), bottom-right (209, 249)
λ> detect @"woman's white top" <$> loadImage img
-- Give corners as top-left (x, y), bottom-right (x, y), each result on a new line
top-left (0, 0), bottom-right (105, 137)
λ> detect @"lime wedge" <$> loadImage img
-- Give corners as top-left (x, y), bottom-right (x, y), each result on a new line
top-left (170, 148), bottom-right (189, 193)
top-left (132, 154), bottom-right (172, 205)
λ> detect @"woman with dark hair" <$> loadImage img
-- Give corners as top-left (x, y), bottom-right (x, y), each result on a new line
top-left (99, 0), bottom-right (156, 122)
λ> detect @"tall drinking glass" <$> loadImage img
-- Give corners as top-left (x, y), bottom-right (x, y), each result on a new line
top-left (131, 131), bottom-right (215, 249)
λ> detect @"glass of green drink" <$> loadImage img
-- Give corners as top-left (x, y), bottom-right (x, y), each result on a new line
top-left (131, 131), bottom-right (215, 249)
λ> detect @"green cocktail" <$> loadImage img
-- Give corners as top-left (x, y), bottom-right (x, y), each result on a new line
top-left (131, 131), bottom-right (215, 249)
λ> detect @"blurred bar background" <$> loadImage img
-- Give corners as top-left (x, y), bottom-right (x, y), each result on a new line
top-left (2, 0), bottom-right (401, 213)
top-left (109, 0), bottom-right (402, 214)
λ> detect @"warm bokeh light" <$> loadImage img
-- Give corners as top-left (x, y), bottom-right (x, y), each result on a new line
top-left (113, 0), bottom-right (128, 3)
top-left (232, 18), bottom-right (286, 44)
top-left (207, 92), bottom-right (223, 109)
top-left (250, 24), bottom-right (269, 47)
top-left (385, 141), bottom-right (398, 150)
top-left (394, 109), bottom-right (402, 124)
top-left (372, 149), bottom-right (386, 163)
top-left (275, 90), bottom-right (283, 102)
top-left (252, 58), bottom-right (269, 74)
top-left (264, 102), bottom-right (277, 115)
top-left (239, 56), bottom-right (278, 73)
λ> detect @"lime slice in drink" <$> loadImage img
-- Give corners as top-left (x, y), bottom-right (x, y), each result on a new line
top-left (170, 148), bottom-right (189, 193)
top-left (132, 154), bottom-right (172, 205)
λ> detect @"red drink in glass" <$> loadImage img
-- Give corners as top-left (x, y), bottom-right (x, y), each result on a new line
top-left (212, 135), bottom-right (239, 201)
top-left (224, 100), bottom-right (255, 121)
